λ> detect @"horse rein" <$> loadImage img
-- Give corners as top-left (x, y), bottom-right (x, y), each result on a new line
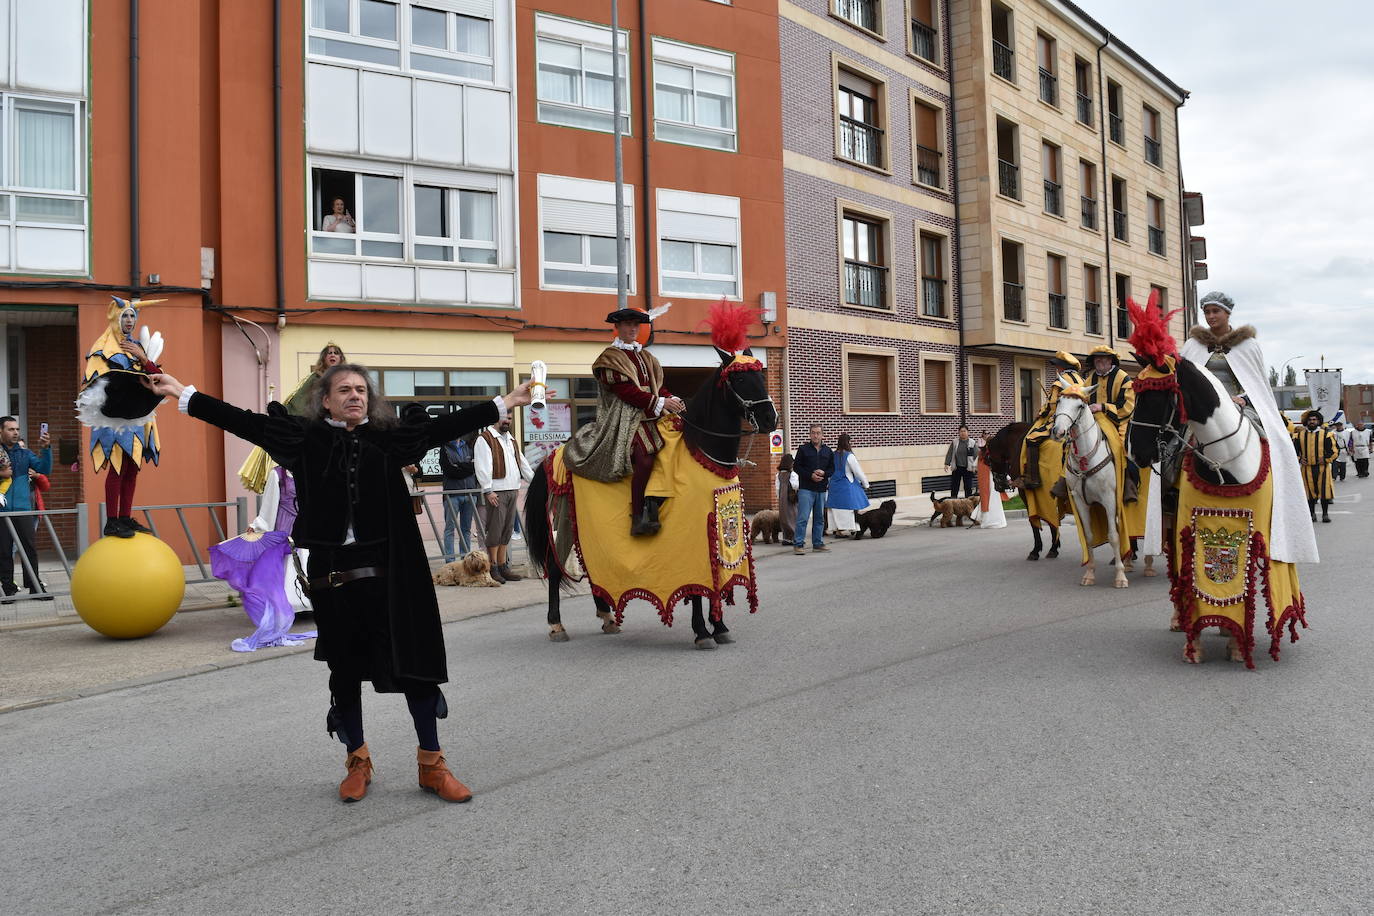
top-left (676, 370), bottom-right (775, 468)
top-left (1062, 408), bottom-right (1112, 480)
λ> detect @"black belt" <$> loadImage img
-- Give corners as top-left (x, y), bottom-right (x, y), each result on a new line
top-left (309, 566), bottom-right (386, 591)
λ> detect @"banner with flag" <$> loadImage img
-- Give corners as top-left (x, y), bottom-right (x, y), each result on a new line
top-left (1305, 369), bottom-right (1342, 419)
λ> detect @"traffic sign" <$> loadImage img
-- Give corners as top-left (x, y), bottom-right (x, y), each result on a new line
top-left (769, 429), bottom-right (784, 455)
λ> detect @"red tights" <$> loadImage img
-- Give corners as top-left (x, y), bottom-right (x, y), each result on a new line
top-left (630, 444), bottom-right (654, 516)
top-left (104, 464), bottom-right (140, 518)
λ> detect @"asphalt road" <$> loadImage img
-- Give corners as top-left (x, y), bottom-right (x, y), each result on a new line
top-left (4, 477), bottom-right (1372, 915)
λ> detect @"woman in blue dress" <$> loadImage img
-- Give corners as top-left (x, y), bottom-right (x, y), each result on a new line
top-left (827, 432), bottom-right (870, 537)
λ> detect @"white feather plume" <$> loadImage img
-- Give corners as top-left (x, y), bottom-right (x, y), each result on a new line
top-left (647, 302), bottom-right (673, 321)
top-left (139, 326), bottom-right (164, 363)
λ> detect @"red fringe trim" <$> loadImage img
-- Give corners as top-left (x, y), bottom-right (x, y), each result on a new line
top-left (717, 359), bottom-right (763, 387)
top-left (1256, 530), bottom-right (1308, 662)
top-left (1183, 437), bottom-right (1270, 497)
top-left (685, 442), bottom-right (741, 479)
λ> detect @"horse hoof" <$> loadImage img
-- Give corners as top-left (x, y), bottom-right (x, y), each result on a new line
top-left (549, 628), bottom-right (570, 643)
top-left (694, 637), bottom-right (718, 651)
top-left (712, 632), bottom-right (735, 644)
top-left (1079, 576), bottom-right (1095, 587)
top-left (1026, 552), bottom-right (1040, 561)
top-left (1046, 548), bottom-right (1060, 559)
top-left (601, 622), bottom-right (622, 634)
top-left (1114, 579), bottom-right (1129, 589)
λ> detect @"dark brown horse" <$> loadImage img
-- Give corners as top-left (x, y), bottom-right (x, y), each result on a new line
top-left (980, 422), bottom-right (1063, 561)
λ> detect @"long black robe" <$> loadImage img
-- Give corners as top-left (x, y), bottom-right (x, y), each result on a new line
top-left (188, 392), bottom-right (499, 690)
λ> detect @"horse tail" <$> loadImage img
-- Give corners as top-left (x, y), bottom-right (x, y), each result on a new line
top-left (523, 461), bottom-right (556, 585)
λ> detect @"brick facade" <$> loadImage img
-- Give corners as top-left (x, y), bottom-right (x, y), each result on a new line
top-left (20, 325), bottom-right (81, 552)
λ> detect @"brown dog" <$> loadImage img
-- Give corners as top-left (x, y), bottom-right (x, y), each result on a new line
top-left (433, 551), bottom-right (502, 587)
top-left (930, 492), bottom-right (980, 528)
top-left (751, 508), bottom-right (784, 544)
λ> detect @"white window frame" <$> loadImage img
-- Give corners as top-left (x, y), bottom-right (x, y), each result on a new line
top-left (651, 38), bottom-right (737, 152)
top-left (307, 0), bottom-right (498, 86)
top-left (656, 188), bottom-right (741, 301)
top-left (535, 13), bottom-right (631, 135)
top-left (308, 157), bottom-right (505, 268)
top-left (411, 184), bottom-right (498, 266)
top-left (0, 92), bottom-right (88, 274)
top-left (538, 174), bottom-right (635, 294)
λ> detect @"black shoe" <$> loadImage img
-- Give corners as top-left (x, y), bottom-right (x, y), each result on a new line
top-left (121, 516), bottom-right (153, 534)
top-left (630, 505), bottom-right (661, 537)
top-left (103, 517), bottom-right (134, 538)
top-left (489, 563), bottom-right (506, 585)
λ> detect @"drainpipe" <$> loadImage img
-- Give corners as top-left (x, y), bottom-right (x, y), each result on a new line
top-left (1095, 34), bottom-right (1113, 348)
top-left (272, 0), bottom-right (286, 328)
top-left (129, 0), bottom-right (141, 291)
top-left (638, 0), bottom-right (653, 308)
top-left (1172, 101), bottom-right (1191, 333)
top-left (946, 6), bottom-right (966, 424)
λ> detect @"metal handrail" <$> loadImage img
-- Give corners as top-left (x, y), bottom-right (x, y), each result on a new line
top-left (1113, 209), bottom-right (1129, 241)
top-left (916, 144), bottom-right (942, 187)
top-left (1145, 136), bottom-right (1162, 166)
top-left (1048, 293), bottom-right (1068, 329)
top-left (836, 0), bottom-right (879, 32)
top-left (1043, 179), bottom-right (1062, 215)
top-left (992, 40), bottom-right (1014, 81)
top-left (1109, 111), bottom-right (1124, 144)
top-left (1003, 281), bottom-right (1025, 322)
top-left (1038, 68), bottom-right (1057, 106)
top-left (839, 115), bottom-right (884, 167)
top-left (997, 158), bottom-right (1019, 198)
top-left (844, 260), bottom-right (889, 309)
top-left (1085, 300), bottom-right (1102, 335)
top-left (911, 19), bottom-right (937, 63)
top-left (1081, 195), bottom-right (1097, 229)
top-left (921, 277), bottom-right (947, 317)
top-left (1076, 92), bottom-right (1092, 124)
top-left (1148, 226), bottom-right (1165, 254)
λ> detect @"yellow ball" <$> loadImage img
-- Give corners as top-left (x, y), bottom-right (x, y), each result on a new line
top-left (71, 532), bottom-right (186, 638)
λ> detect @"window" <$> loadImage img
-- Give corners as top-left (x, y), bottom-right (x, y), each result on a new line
top-left (1002, 238), bottom-right (1024, 322)
top-left (536, 14), bottom-right (630, 134)
top-left (1114, 272), bottom-right (1131, 338)
top-left (308, 0), bottom-right (495, 80)
top-left (1107, 80), bottom-right (1124, 145)
top-left (919, 231), bottom-right (948, 318)
top-left (991, 3), bottom-right (1015, 82)
top-left (912, 98), bottom-right (944, 188)
top-left (653, 39), bottom-right (736, 152)
top-left (922, 356), bottom-right (953, 414)
top-left (377, 368), bottom-right (508, 475)
top-left (1074, 57), bottom-right (1093, 125)
top-left (538, 174), bottom-right (633, 292)
top-left (1150, 284), bottom-right (1168, 314)
top-left (0, 93), bottom-right (88, 272)
top-left (310, 166), bottom-right (497, 264)
top-left (1084, 263), bottom-right (1102, 335)
top-left (841, 210), bottom-right (889, 310)
top-left (996, 117), bottom-right (1019, 199)
top-left (1047, 253), bottom-right (1067, 329)
top-left (1018, 367), bottom-right (1037, 422)
top-left (1111, 175), bottom-right (1128, 241)
top-left (845, 348), bottom-right (897, 413)
top-left (1147, 194), bottom-right (1165, 255)
top-left (908, 0), bottom-right (940, 66)
top-left (658, 188), bottom-right (741, 297)
top-left (970, 360), bottom-right (998, 414)
top-left (1041, 141), bottom-right (1061, 216)
top-left (837, 67), bottom-right (885, 169)
top-left (1143, 104), bottom-right (1162, 166)
top-left (835, 0), bottom-right (881, 35)
top-left (1079, 159), bottom-right (1097, 230)
top-left (1036, 32), bottom-right (1057, 106)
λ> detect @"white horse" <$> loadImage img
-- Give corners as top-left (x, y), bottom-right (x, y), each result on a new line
top-left (1051, 390), bottom-right (1128, 588)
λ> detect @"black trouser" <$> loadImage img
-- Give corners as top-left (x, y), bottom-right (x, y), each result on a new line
top-left (1356, 458), bottom-right (1370, 478)
top-left (949, 467), bottom-right (977, 499)
top-left (0, 515), bottom-right (41, 594)
top-left (1334, 460), bottom-right (1346, 481)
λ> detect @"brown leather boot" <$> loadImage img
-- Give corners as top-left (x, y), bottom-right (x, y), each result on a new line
top-left (339, 743), bottom-right (373, 803)
top-left (417, 747), bottom-right (472, 803)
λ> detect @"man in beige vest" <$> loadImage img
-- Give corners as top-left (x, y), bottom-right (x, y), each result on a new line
top-left (475, 416), bottom-right (533, 583)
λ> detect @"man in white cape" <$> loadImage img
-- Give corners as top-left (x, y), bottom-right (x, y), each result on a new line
top-left (1179, 291), bottom-right (1318, 565)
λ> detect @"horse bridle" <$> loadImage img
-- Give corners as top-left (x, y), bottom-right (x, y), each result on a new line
top-left (676, 369), bottom-right (775, 467)
top-left (1127, 387), bottom-right (1237, 473)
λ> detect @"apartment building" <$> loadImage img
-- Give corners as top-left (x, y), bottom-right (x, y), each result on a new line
top-left (779, 0), bottom-right (963, 496)
top-left (953, 0), bottom-right (1189, 427)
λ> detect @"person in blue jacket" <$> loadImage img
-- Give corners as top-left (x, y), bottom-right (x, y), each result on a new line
top-left (0, 416), bottom-right (51, 600)
top-left (791, 423), bottom-right (834, 555)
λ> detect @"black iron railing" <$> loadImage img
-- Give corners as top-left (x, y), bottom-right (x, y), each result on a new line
top-left (1145, 136), bottom-right (1162, 166)
top-left (1109, 111), bottom-right (1124, 144)
top-left (998, 158), bottom-right (1019, 198)
top-left (921, 277), bottom-right (947, 317)
top-left (1081, 195), bottom-right (1097, 229)
top-left (1076, 92), bottom-right (1092, 124)
top-left (1085, 301), bottom-right (1101, 335)
top-left (1048, 293), bottom-right (1067, 328)
top-left (1149, 226), bottom-right (1165, 254)
top-left (1043, 179), bottom-right (1062, 215)
top-left (1113, 208), bottom-right (1128, 241)
top-left (1003, 281), bottom-right (1024, 322)
top-left (845, 260), bottom-right (888, 309)
top-left (993, 40), bottom-right (1014, 81)
top-left (912, 19), bottom-right (937, 63)
top-left (1039, 68), bottom-right (1057, 106)
top-left (839, 115), bottom-right (884, 167)
top-left (916, 144), bottom-right (943, 186)
top-left (1116, 305), bottom-right (1130, 339)
top-left (836, 0), bottom-right (878, 32)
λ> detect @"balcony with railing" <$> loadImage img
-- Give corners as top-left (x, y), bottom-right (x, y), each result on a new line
top-left (921, 277), bottom-right (947, 317)
top-left (916, 144), bottom-right (943, 187)
top-left (836, 0), bottom-right (879, 33)
top-left (911, 19), bottom-right (937, 64)
top-left (839, 115), bottom-right (884, 168)
top-left (1085, 301), bottom-right (1102, 335)
top-left (993, 40), bottom-right (1014, 81)
top-left (1076, 92), bottom-right (1092, 124)
top-left (1116, 306), bottom-right (1130, 339)
top-left (1109, 111), bottom-right (1124, 144)
top-left (1112, 208), bottom-right (1128, 241)
top-left (1043, 179), bottom-right (1062, 216)
top-left (1003, 281), bottom-right (1025, 322)
top-left (998, 158), bottom-right (1019, 199)
top-left (1149, 226), bottom-right (1165, 255)
top-left (1145, 136), bottom-right (1162, 166)
top-left (1080, 195), bottom-right (1097, 229)
top-left (845, 260), bottom-right (889, 309)
top-left (1038, 68), bottom-right (1057, 106)
top-left (1048, 293), bottom-right (1067, 329)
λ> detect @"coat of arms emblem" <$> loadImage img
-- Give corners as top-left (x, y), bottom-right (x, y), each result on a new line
top-left (1199, 524), bottom-right (1247, 584)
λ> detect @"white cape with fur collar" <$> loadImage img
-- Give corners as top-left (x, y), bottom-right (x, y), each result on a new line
top-left (1181, 330), bottom-right (1318, 564)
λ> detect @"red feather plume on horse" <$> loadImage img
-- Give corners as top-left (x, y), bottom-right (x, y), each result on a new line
top-left (1125, 289), bottom-right (1182, 368)
top-left (701, 298), bottom-right (757, 355)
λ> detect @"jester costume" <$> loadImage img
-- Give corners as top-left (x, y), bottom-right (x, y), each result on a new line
top-left (1292, 409), bottom-right (1337, 523)
top-left (75, 297), bottom-right (166, 538)
top-left (1020, 350), bottom-right (1083, 490)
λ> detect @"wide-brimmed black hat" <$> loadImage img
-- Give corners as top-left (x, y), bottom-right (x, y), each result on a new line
top-left (1301, 409), bottom-right (1324, 425)
top-left (605, 307), bottom-right (651, 324)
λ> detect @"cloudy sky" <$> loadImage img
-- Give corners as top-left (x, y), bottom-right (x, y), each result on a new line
top-left (1087, 0), bottom-right (1374, 386)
